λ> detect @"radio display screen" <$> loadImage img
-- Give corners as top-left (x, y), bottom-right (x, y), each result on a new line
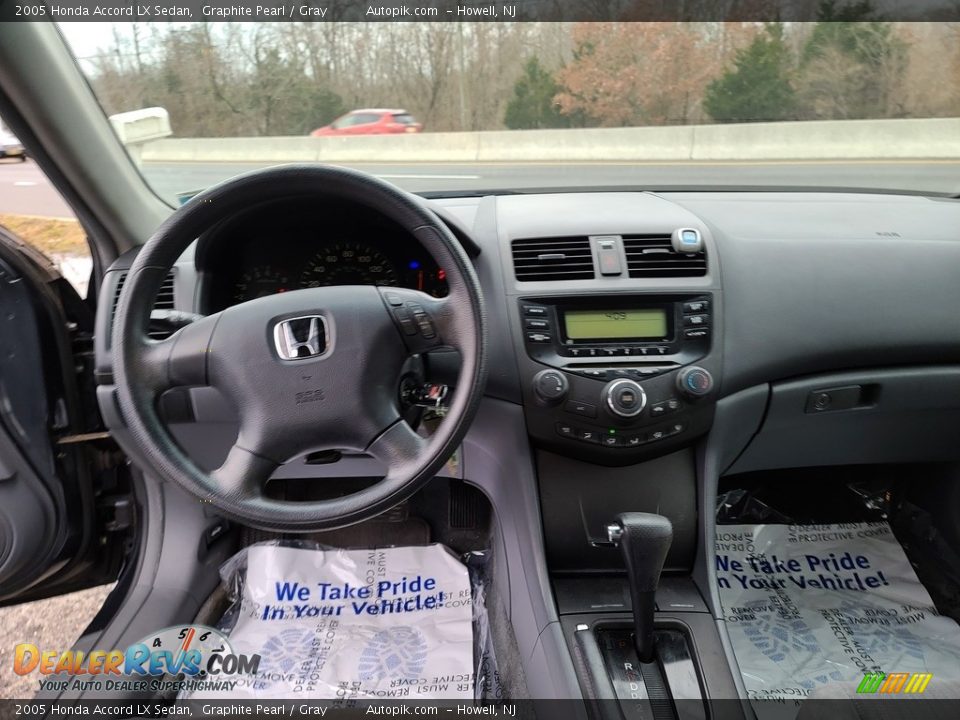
top-left (563, 308), bottom-right (668, 341)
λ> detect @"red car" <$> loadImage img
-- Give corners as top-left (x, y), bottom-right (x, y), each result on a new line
top-left (311, 109), bottom-right (423, 136)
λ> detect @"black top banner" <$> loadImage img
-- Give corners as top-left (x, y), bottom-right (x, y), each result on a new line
top-left (1, 0), bottom-right (959, 22)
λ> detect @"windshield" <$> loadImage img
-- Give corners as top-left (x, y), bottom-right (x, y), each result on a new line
top-left (60, 19), bottom-right (960, 200)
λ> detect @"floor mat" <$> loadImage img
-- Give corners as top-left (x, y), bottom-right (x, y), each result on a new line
top-left (715, 522), bottom-right (960, 717)
top-left (187, 543), bottom-right (474, 700)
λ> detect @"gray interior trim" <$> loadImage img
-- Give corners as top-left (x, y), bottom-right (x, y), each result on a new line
top-left (36, 466), bottom-right (234, 701)
top-left (461, 398), bottom-right (584, 700)
top-left (728, 366), bottom-right (960, 473)
top-left (693, 386), bottom-right (771, 705)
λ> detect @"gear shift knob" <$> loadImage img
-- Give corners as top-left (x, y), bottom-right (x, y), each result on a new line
top-left (608, 512), bottom-right (673, 663)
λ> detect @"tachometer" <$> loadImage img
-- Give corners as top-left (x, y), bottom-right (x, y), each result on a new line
top-left (300, 242), bottom-right (399, 288)
top-left (233, 265), bottom-right (293, 302)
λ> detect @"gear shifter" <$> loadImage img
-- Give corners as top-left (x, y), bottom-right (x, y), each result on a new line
top-left (607, 512), bottom-right (673, 663)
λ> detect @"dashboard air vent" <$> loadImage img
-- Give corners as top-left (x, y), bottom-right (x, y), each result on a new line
top-left (623, 235), bottom-right (707, 278)
top-left (112, 270), bottom-right (177, 339)
top-left (511, 237), bottom-right (595, 281)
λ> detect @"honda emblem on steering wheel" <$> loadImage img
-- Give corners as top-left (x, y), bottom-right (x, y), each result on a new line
top-left (274, 316), bottom-right (327, 360)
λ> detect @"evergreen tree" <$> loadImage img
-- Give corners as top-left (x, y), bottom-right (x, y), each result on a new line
top-left (798, 0), bottom-right (908, 119)
top-left (504, 57), bottom-right (569, 130)
top-left (704, 24), bottom-right (796, 123)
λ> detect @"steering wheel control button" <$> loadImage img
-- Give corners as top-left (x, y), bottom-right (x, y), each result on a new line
top-left (384, 292), bottom-right (403, 306)
top-left (565, 400), bottom-right (597, 418)
top-left (533, 369), bottom-right (569, 403)
top-left (677, 366), bottom-right (714, 398)
top-left (393, 307), bottom-right (418, 335)
top-left (416, 317), bottom-right (436, 339)
top-left (405, 302), bottom-right (436, 339)
top-left (604, 378), bottom-right (647, 418)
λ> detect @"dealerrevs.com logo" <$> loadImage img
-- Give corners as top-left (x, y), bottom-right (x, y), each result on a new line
top-left (13, 625), bottom-right (260, 694)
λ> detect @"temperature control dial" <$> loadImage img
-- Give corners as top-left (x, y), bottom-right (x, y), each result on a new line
top-left (532, 369), bottom-right (569, 404)
top-left (604, 379), bottom-right (647, 418)
top-left (677, 366), bottom-right (714, 398)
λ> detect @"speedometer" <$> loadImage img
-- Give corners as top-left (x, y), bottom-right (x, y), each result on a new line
top-left (233, 265), bottom-right (293, 302)
top-left (300, 242), bottom-right (399, 288)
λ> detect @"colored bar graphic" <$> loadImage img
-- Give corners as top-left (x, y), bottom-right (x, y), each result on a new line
top-left (857, 671), bottom-right (932, 694)
top-left (880, 672), bottom-right (910, 693)
top-left (904, 673), bottom-right (933, 694)
top-left (856, 672), bottom-right (886, 694)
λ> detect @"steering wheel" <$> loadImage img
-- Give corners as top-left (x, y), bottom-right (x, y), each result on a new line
top-left (112, 166), bottom-right (487, 531)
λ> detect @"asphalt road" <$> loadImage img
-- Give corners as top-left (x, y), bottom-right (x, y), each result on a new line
top-left (0, 584), bottom-right (114, 698)
top-left (2, 157), bottom-right (958, 218)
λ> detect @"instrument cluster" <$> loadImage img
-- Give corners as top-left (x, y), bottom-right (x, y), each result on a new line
top-left (201, 206), bottom-right (448, 312)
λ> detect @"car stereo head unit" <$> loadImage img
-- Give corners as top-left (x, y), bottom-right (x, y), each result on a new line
top-left (562, 307), bottom-right (670, 343)
top-left (520, 294), bottom-right (711, 365)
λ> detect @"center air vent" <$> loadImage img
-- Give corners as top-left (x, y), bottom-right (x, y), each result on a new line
top-left (623, 235), bottom-right (707, 278)
top-left (112, 270), bottom-right (177, 339)
top-left (511, 237), bottom-right (595, 281)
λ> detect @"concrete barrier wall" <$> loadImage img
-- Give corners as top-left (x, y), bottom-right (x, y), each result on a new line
top-left (140, 117), bottom-right (960, 164)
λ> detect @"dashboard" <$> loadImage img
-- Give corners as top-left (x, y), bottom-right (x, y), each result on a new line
top-left (199, 199), bottom-right (448, 313)
top-left (98, 188), bottom-right (960, 469)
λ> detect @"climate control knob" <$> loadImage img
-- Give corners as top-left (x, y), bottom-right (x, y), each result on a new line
top-left (604, 379), bottom-right (647, 418)
top-left (532, 369), bottom-right (569, 404)
top-left (677, 366), bottom-right (714, 398)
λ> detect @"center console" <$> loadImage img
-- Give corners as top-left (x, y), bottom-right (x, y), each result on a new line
top-left (490, 193), bottom-right (737, 711)
top-left (517, 293), bottom-right (719, 464)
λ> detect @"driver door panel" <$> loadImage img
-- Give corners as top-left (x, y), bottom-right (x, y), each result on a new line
top-left (0, 227), bottom-right (129, 605)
